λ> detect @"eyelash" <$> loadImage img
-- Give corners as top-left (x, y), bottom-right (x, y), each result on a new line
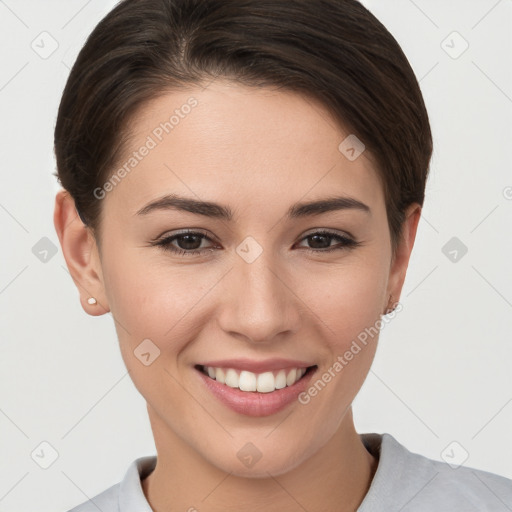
top-left (149, 229), bottom-right (361, 257)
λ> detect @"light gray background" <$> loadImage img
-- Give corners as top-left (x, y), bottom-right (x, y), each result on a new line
top-left (0, 0), bottom-right (511, 510)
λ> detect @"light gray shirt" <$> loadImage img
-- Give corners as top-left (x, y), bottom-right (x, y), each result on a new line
top-left (66, 432), bottom-right (512, 511)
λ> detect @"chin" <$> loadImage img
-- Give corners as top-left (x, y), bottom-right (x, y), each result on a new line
top-left (205, 442), bottom-right (310, 479)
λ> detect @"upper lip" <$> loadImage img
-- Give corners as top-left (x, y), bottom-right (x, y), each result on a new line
top-left (197, 358), bottom-right (316, 373)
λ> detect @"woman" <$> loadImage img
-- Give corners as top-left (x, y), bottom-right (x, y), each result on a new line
top-left (53, 0), bottom-right (512, 510)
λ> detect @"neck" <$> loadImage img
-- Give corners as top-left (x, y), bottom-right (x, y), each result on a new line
top-left (142, 406), bottom-right (378, 512)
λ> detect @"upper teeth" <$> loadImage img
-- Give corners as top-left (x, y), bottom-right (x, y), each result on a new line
top-left (203, 366), bottom-right (308, 393)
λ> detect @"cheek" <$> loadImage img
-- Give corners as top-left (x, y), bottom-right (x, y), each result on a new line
top-left (100, 257), bottom-right (200, 403)
top-left (101, 248), bottom-right (220, 364)
top-left (295, 264), bottom-right (386, 421)
top-left (298, 254), bottom-right (388, 347)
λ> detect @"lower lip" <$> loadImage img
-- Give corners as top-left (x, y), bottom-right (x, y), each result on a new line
top-left (195, 365), bottom-right (318, 417)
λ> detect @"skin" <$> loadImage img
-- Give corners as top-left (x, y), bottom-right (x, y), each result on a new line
top-left (54, 80), bottom-right (421, 512)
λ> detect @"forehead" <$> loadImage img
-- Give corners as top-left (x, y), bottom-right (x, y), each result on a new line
top-left (103, 81), bottom-right (384, 218)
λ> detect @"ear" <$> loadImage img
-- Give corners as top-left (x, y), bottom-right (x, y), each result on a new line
top-left (384, 203), bottom-right (422, 313)
top-left (53, 189), bottom-right (110, 316)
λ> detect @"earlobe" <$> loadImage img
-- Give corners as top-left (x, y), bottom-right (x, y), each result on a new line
top-left (384, 203), bottom-right (422, 313)
top-left (53, 189), bottom-right (110, 316)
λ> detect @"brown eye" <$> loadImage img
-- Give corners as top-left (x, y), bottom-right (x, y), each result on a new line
top-left (172, 233), bottom-right (205, 251)
top-left (297, 230), bottom-right (360, 253)
top-left (150, 230), bottom-right (216, 256)
top-left (149, 229), bottom-right (361, 257)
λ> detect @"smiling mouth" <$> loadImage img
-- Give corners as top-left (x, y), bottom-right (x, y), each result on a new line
top-left (194, 364), bottom-right (318, 393)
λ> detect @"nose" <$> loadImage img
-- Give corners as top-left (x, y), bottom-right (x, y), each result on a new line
top-left (216, 249), bottom-right (302, 345)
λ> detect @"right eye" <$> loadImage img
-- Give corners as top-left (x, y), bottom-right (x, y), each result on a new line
top-left (149, 229), bottom-right (218, 257)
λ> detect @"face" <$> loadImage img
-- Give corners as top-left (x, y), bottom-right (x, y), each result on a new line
top-left (58, 81), bottom-right (418, 478)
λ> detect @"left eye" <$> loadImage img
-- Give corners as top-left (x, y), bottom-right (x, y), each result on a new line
top-left (149, 229), bottom-right (360, 257)
top-left (297, 230), bottom-right (360, 253)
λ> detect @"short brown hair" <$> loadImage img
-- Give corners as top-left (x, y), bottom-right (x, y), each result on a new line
top-left (54, 0), bottom-right (433, 255)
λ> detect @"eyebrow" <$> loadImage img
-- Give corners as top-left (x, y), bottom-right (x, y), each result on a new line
top-left (135, 193), bottom-right (371, 220)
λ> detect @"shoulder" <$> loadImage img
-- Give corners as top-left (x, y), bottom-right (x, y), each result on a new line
top-left (359, 432), bottom-right (512, 511)
top-left (64, 455), bottom-right (157, 512)
top-left (422, 454), bottom-right (512, 510)
top-left (65, 482), bottom-right (120, 512)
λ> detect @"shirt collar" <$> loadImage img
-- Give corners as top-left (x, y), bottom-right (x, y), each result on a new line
top-left (118, 455), bottom-right (157, 512)
top-left (357, 432), bottom-right (438, 511)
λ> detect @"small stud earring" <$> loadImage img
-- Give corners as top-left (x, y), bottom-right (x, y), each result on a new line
top-left (384, 294), bottom-right (395, 314)
top-left (87, 297), bottom-right (97, 305)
